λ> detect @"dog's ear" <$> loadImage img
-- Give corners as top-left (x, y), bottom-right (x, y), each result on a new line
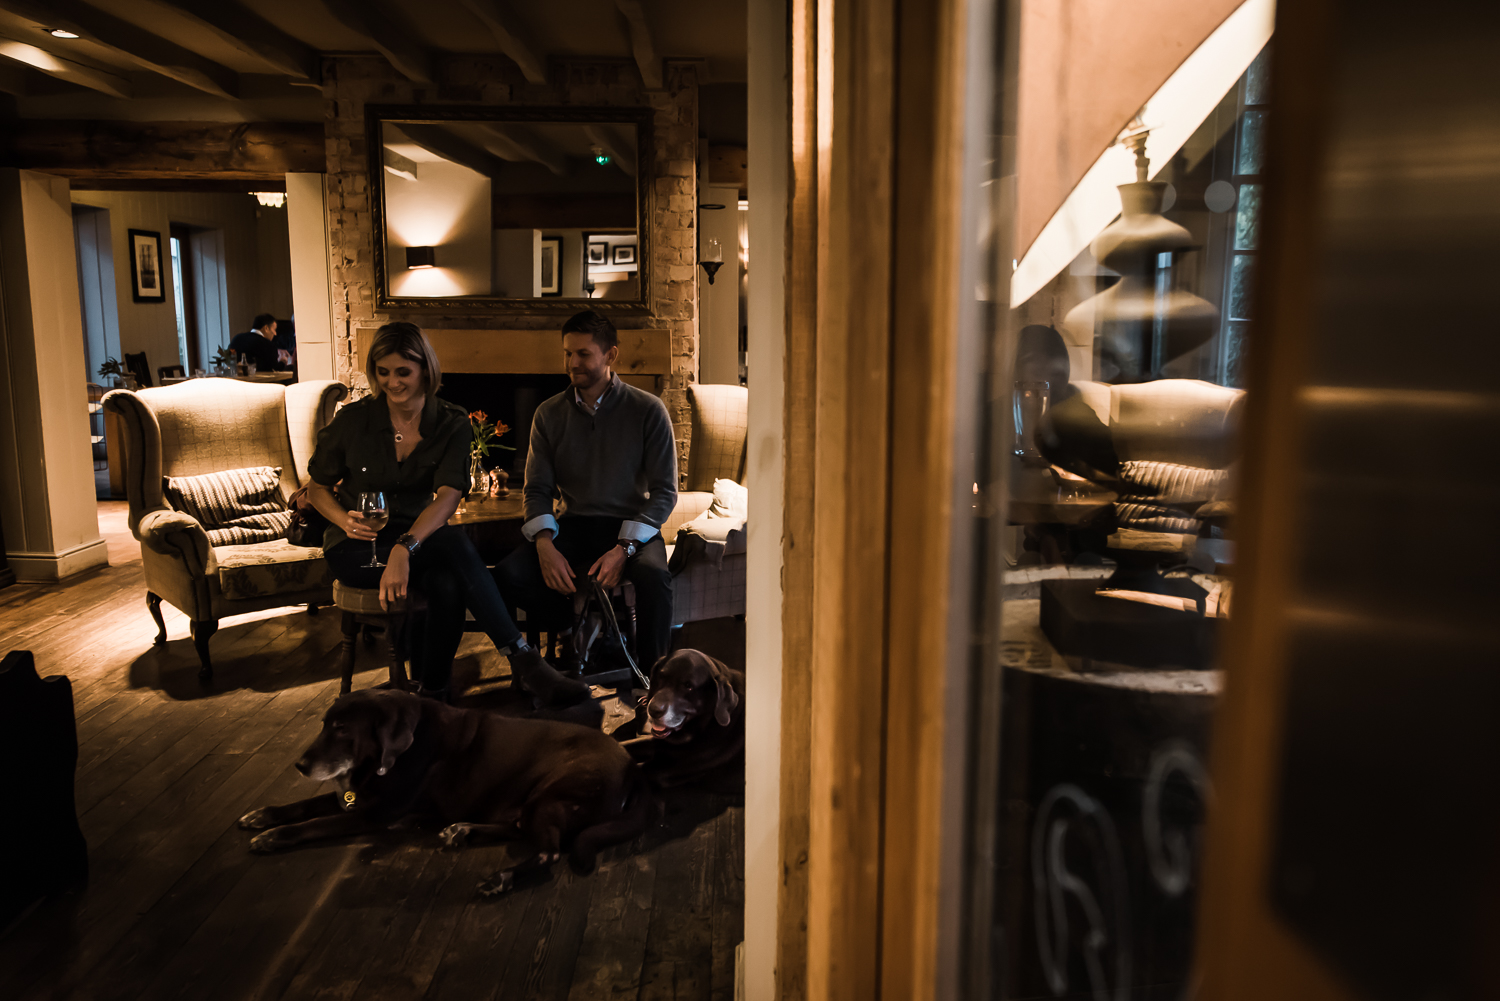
top-left (375, 693), bottom-right (421, 775)
top-left (708, 655), bottom-right (740, 726)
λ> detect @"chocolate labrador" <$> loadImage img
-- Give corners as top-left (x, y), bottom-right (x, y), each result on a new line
top-left (630, 649), bottom-right (745, 787)
top-left (239, 690), bottom-right (653, 894)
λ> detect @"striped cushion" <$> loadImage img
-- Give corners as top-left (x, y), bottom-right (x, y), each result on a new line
top-left (163, 466), bottom-right (292, 546)
top-left (1117, 460), bottom-right (1227, 507)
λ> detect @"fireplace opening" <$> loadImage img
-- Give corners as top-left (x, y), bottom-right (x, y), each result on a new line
top-left (437, 372), bottom-right (571, 478)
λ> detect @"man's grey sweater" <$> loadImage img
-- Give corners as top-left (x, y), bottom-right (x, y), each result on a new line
top-left (522, 374), bottom-right (679, 541)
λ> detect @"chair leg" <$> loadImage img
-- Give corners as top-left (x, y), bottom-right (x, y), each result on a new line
top-left (386, 616), bottom-right (410, 691)
top-left (339, 611), bottom-right (358, 694)
top-left (307, 602), bottom-right (320, 616)
top-left (146, 592), bottom-right (167, 646)
top-left (190, 619), bottom-right (218, 682)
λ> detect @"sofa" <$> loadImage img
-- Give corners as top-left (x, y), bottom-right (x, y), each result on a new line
top-left (663, 383), bottom-right (748, 625)
top-left (103, 377), bottom-right (347, 680)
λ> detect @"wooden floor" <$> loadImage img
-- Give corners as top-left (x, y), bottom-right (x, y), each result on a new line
top-left (0, 502), bottom-right (744, 1001)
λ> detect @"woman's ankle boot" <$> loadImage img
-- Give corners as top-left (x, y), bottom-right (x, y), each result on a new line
top-left (509, 648), bottom-right (590, 707)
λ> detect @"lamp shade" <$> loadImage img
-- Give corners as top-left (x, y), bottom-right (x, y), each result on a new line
top-left (406, 246), bottom-right (436, 270)
top-left (1011, 0), bottom-right (1274, 305)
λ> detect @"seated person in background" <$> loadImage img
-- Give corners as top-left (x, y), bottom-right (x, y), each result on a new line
top-left (309, 321), bottom-right (588, 706)
top-left (229, 313), bottom-right (292, 372)
top-left (494, 310), bottom-right (678, 669)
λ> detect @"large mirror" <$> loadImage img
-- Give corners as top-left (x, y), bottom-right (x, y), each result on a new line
top-left (367, 106), bottom-right (653, 312)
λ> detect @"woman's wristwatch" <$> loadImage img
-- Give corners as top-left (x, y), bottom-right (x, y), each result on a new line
top-left (395, 533), bottom-right (422, 556)
top-left (617, 539), bottom-right (638, 559)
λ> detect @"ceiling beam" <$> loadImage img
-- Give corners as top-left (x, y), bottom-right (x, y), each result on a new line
top-left (1, 120), bottom-right (324, 177)
top-left (0, 37), bottom-right (132, 98)
top-left (312, 0), bottom-right (433, 84)
top-left (454, 0), bottom-right (547, 85)
top-left (583, 124), bottom-right (636, 177)
top-left (396, 124), bottom-right (508, 178)
top-left (151, 0), bottom-right (318, 80)
top-left (0, 0), bottom-right (238, 98)
top-left (614, 0), bottom-right (661, 89)
top-left (475, 123), bottom-right (567, 176)
top-left (382, 146), bottom-right (419, 182)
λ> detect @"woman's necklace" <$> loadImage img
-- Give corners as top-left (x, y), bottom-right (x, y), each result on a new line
top-left (391, 403), bottom-right (421, 443)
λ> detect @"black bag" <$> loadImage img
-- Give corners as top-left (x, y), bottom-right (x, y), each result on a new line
top-left (284, 485), bottom-right (330, 548)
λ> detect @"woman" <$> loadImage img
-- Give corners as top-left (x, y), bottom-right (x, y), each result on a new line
top-left (307, 321), bottom-right (588, 706)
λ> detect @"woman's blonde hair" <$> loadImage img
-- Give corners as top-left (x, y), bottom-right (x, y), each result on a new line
top-left (364, 321), bottom-right (441, 397)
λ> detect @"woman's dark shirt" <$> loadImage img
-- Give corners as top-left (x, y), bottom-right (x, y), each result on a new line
top-left (308, 393), bottom-right (472, 551)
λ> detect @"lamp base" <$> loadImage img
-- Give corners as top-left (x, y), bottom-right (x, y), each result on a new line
top-left (700, 261), bottom-right (724, 285)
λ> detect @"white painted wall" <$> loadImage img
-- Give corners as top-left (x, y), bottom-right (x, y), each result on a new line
top-left (0, 170), bottom-right (106, 580)
top-left (699, 184), bottom-right (742, 385)
top-left (744, 0), bottom-right (788, 994)
top-left (385, 160), bottom-right (492, 297)
top-left (286, 174), bottom-right (335, 382)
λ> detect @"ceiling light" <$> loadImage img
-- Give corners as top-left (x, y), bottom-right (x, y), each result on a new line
top-left (252, 192), bottom-right (285, 208)
top-left (47, 28), bottom-right (81, 39)
top-left (406, 246), bottom-right (436, 270)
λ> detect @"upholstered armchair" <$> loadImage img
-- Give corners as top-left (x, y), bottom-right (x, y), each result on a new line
top-left (664, 383), bottom-right (748, 625)
top-left (103, 378), bottom-right (347, 680)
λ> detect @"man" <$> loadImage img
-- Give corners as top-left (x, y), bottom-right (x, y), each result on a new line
top-left (228, 313), bottom-right (292, 372)
top-left (494, 310), bottom-right (678, 668)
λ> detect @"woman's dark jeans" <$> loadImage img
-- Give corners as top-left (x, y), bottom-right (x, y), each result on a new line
top-left (323, 524), bottom-right (524, 691)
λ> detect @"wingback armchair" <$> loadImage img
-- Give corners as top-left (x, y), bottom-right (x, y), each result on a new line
top-left (103, 378), bottom-right (347, 680)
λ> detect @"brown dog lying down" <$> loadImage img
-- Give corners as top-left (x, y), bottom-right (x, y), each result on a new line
top-left (239, 690), bottom-right (652, 895)
top-left (630, 649), bottom-right (745, 787)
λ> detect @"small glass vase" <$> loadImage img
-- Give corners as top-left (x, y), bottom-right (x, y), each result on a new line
top-left (468, 453), bottom-right (486, 497)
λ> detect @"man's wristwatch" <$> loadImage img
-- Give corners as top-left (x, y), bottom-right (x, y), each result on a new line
top-left (395, 533), bottom-right (422, 556)
top-left (617, 539), bottom-right (638, 559)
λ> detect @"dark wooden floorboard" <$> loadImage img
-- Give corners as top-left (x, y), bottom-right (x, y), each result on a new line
top-left (1, 502), bottom-right (744, 1001)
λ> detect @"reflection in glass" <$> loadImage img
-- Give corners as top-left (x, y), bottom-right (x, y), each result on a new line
top-left (1244, 46), bottom-right (1272, 105)
top-left (1237, 109), bottom-right (1267, 176)
top-left (1235, 183), bottom-right (1262, 250)
top-left (378, 118), bottom-right (640, 302)
top-left (1228, 255), bottom-right (1256, 320)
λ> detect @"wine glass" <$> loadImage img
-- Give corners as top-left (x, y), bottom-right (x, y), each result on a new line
top-left (358, 491), bottom-right (388, 567)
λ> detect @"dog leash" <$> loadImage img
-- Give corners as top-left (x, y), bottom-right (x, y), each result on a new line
top-left (589, 576), bottom-right (652, 690)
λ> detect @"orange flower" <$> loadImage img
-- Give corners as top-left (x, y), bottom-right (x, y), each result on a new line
top-left (494, 421), bottom-right (510, 435)
top-left (469, 410), bottom-right (488, 423)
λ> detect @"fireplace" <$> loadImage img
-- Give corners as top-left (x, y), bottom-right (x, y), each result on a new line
top-left (437, 373), bottom-right (570, 478)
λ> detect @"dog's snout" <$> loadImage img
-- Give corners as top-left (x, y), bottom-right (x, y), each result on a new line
top-left (647, 698), bottom-right (667, 719)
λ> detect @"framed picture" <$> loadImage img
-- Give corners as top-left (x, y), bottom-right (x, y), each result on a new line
top-left (586, 241), bottom-right (608, 266)
top-left (611, 244), bottom-right (636, 266)
top-left (539, 236), bottom-right (561, 296)
top-left (128, 229), bottom-right (166, 302)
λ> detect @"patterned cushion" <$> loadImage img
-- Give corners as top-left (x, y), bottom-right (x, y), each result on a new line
top-left (1114, 461), bottom-right (1230, 534)
top-left (685, 384), bottom-right (748, 491)
top-left (215, 540), bottom-right (332, 601)
top-left (164, 465), bottom-right (291, 546)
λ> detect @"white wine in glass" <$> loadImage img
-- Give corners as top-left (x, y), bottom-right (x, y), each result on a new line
top-left (358, 491), bottom-right (388, 567)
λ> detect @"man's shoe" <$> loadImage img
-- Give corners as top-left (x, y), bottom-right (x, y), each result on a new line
top-left (509, 648), bottom-right (590, 707)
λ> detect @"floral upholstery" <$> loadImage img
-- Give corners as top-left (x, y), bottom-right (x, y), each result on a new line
top-left (214, 541), bottom-right (334, 601)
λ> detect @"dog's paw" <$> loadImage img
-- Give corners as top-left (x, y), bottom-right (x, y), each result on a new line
top-left (248, 830), bottom-right (285, 854)
top-left (439, 823), bottom-right (472, 849)
top-left (239, 807), bottom-right (275, 830)
top-left (477, 870), bottom-right (514, 897)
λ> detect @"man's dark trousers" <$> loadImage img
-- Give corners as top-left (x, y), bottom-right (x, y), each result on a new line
top-left (492, 515), bottom-right (673, 668)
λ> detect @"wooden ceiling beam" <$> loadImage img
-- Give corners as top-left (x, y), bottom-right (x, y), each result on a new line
top-left (0, 0), bottom-right (238, 98)
top-left (0, 37), bottom-right (132, 98)
top-left (475, 123), bottom-right (568, 176)
top-left (312, 0), bottom-right (433, 85)
top-left (454, 0), bottom-right (547, 85)
top-left (396, 124), bottom-right (508, 178)
top-left (1, 120), bottom-right (324, 177)
top-left (614, 0), bottom-right (662, 89)
top-left (150, 0), bottom-right (318, 80)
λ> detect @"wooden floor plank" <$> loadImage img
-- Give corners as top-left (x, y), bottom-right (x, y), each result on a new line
top-left (636, 811), bottom-right (718, 1001)
top-left (566, 854), bottom-right (658, 1001)
top-left (709, 803), bottom-right (746, 1001)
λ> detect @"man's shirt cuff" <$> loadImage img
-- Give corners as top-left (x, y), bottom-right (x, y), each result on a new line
top-left (618, 520), bottom-right (659, 543)
top-left (522, 514), bottom-right (560, 542)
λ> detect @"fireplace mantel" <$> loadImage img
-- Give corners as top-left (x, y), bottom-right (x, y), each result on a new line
top-left (352, 327), bottom-right (671, 381)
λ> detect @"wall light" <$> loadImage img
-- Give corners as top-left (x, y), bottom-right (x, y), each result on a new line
top-left (699, 238), bottom-right (723, 285)
top-left (406, 246), bottom-right (436, 270)
top-left (252, 191), bottom-right (285, 208)
top-left (46, 28), bottom-right (81, 38)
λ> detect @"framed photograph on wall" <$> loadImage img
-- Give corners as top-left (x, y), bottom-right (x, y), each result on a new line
top-left (128, 229), bottom-right (166, 302)
top-left (586, 241), bottom-right (608, 266)
top-left (611, 244), bottom-right (636, 266)
top-left (539, 236), bottom-right (562, 296)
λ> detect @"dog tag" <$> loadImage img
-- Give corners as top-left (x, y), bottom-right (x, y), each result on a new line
top-left (343, 790), bottom-right (357, 811)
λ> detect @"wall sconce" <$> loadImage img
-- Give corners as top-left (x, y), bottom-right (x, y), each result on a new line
top-left (699, 238), bottom-right (723, 285)
top-left (406, 246), bottom-right (436, 270)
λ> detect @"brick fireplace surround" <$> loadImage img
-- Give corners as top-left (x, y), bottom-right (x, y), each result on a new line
top-left (321, 55), bottom-right (700, 476)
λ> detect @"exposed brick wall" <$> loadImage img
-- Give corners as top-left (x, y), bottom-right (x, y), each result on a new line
top-left (320, 55), bottom-right (699, 474)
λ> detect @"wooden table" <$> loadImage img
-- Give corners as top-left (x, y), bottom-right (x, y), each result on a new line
top-left (448, 492), bottom-right (525, 564)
